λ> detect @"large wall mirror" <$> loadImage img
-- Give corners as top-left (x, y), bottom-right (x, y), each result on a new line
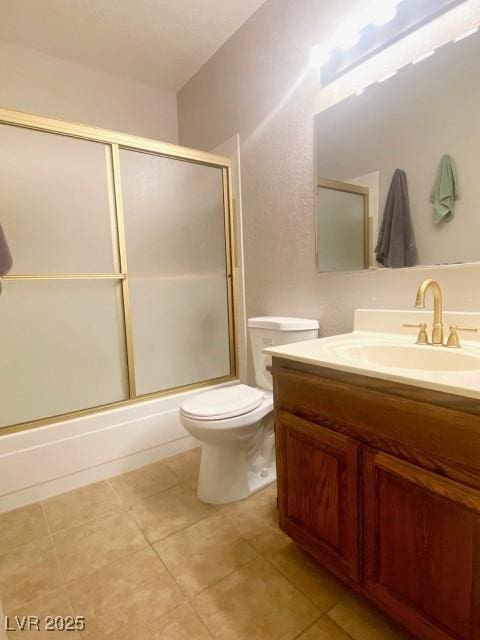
top-left (314, 30), bottom-right (480, 272)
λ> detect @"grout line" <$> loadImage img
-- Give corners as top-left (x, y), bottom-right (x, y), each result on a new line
top-left (44, 507), bottom-right (123, 537)
top-left (324, 600), bottom-right (341, 614)
top-left (260, 548), bottom-right (335, 611)
top-left (63, 544), bottom-right (151, 593)
top-left (6, 503), bottom-right (71, 615)
top-left (47, 487), bottom-right (151, 595)
top-left (324, 610), bottom-right (356, 640)
top-left (148, 536), bottom-right (188, 596)
top-left (187, 604), bottom-right (215, 640)
top-left (291, 619), bottom-right (321, 640)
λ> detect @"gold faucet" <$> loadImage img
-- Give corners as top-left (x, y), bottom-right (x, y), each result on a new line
top-left (414, 279), bottom-right (444, 345)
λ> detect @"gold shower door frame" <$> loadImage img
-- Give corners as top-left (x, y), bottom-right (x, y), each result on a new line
top-left (0, 107), bottom-right (237, 435)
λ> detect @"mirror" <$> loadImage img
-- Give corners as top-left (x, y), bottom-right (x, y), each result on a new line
top-left (314, 31), bottom-right (480, 272)
top-left (316, 178), bottom-right (370, 272)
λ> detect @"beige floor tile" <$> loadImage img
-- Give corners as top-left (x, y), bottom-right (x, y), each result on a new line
top-left (6, 588), bottom-right (80, 639)
top-left (128, 483), bottom-right (215, 543)
top-left (192, 556), bottom-right (319, 640)
top-left (328, 593), bottom-right (415, 640)
top-left (53, 511), bottom-right (146, 582)
top-left (265, 542), bottom-right (349, 611)
top-left (155, 514), bottom-right (257, 597)
top-left (142, 602), bottom-right (212, 640)
top-left (0, 503), bottom-right (49, 553)
top-left (67, 547), bottom-right (185, 639)
top-left (0, 537), bottom-right (63, 611)
top-left (225, 484), bottom-right (290, 553)
top-left (43, 481), bottom-right (121, 532)
top-left (109, 460), bottom-right (181, 504)
top-left (164, 447), bottom-right (202, 489)
top-left (297, 615), bottom-right (353, 640)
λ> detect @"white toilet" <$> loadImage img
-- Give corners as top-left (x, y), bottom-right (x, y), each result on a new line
top-left (180, 316), bottom-right (319, 504)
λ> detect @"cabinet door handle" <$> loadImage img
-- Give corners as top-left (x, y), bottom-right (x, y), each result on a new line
top-left (266, 364), bottom-right (272, 373)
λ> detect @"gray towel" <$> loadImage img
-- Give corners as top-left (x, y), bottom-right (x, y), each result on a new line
top-left (0, 223), bottom-right (13, 277)
top-left (375, 169), bottom-right (417, 268)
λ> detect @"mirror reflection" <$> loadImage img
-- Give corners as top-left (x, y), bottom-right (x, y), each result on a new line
top-left (314, 31), bottom-right (480, 272)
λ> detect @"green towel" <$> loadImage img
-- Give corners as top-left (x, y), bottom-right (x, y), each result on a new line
top-left (430, 154), bottom-right (458, 224)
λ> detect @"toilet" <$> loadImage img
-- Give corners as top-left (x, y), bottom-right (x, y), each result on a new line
top-left (179, 316), bottom-right (319, 504)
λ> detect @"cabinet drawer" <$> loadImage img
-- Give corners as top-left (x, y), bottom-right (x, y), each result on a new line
top-left (274, 363), bottom-right (480, 479)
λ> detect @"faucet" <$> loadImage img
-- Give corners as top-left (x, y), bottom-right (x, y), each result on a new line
top-left (414, 279), bottom-right (444, 345)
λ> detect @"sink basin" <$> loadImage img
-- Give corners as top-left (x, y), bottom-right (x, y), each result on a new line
top-left (337, 343), bottom-right (480, 372)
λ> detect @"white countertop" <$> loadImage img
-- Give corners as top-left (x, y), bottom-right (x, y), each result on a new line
top-left (264, 309), bottom-right (480, 401)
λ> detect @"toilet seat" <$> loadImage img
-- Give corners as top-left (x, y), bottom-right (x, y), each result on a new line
top-left (180, 384), bottom-right (265, 421)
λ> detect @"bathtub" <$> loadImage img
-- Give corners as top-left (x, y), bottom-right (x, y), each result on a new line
top-left (0, 380), bottom-right (236, 513)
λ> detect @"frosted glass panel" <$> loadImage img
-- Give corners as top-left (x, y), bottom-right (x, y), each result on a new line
top-left (0, 280), bottom-right (128, 428)
top-left (120, 150), bottom-right (230, 394)
top-left (316, 187), bottom-right (366, 272)
top-left (0, 124), bottom-right (117, 273)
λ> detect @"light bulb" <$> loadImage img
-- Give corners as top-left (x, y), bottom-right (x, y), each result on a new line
top-left (334, 26), bottom-right (361, 50)
top-left (368, 1), bottom-right (397, 27)
top-left (308, 44), bottom-right (330, 68)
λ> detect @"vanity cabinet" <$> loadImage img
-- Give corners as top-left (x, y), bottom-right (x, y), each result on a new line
top-left (273, 357), bottom-right (480, 640)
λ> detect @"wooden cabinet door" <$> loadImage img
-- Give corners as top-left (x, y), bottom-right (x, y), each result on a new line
top-left (275, 410), bottom-right (360, 582)
top-left (364, 447), bottom-right (480, 640)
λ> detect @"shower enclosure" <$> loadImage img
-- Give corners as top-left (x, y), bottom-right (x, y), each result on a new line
top-left (0, 108), bottom-right (236, 433)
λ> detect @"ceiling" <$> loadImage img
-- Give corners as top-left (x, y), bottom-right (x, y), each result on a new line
top-left (0, 0), bottom-right (266, 91)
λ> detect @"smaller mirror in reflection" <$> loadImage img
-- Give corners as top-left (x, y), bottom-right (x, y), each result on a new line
top-left (316, 177), bottom-right (374, 273)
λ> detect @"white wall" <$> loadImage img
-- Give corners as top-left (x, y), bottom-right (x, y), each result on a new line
top-left (178, 0), bottom-right (480, 371)
top-left (0, 40), bottom-right (178, 142)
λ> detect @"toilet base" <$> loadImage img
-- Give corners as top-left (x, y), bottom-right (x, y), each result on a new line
top-left (197, 444), bottom-right (276, 504)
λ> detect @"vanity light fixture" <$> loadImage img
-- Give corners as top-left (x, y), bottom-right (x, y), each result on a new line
top-left (307, 0), bottom-right (401, 69)
top-left (454, 26), bottom-right (479, 42)
top-left (310, 0), bottom-right (469, 85)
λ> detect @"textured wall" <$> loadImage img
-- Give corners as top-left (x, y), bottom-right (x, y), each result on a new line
top-left (178, 0), bottom-right (480, 353)
top-left (0, 41), bottom-right (178, 142)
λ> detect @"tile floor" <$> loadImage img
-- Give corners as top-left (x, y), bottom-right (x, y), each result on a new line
top-left (0, 447), bottom-right (415, 639)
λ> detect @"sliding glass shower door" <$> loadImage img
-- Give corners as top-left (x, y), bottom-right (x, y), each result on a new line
top-left (119, 150), bottom-right (231, 396)
top-left (0, 110), bottom-right (235, 432)
top-left (0, 124), bottom-right (129, 428)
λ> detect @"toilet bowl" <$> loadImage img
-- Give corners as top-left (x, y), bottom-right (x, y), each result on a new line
top-left (180, 384), bottom-right (274, 504)
top-left (179, 316), bottom-right (319, 504)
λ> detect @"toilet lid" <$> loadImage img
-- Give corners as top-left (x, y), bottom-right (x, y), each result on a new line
top-left (180, 384), bottom-right (265, 420)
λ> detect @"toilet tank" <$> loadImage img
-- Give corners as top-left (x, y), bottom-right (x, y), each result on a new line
top-left (248, 316), bottom-right (319, 391)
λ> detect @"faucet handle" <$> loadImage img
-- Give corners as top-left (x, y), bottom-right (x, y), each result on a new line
top-left (403, 322), bottom-right (429, 345)
top-left (446, 324), bottom-right (478, 349)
